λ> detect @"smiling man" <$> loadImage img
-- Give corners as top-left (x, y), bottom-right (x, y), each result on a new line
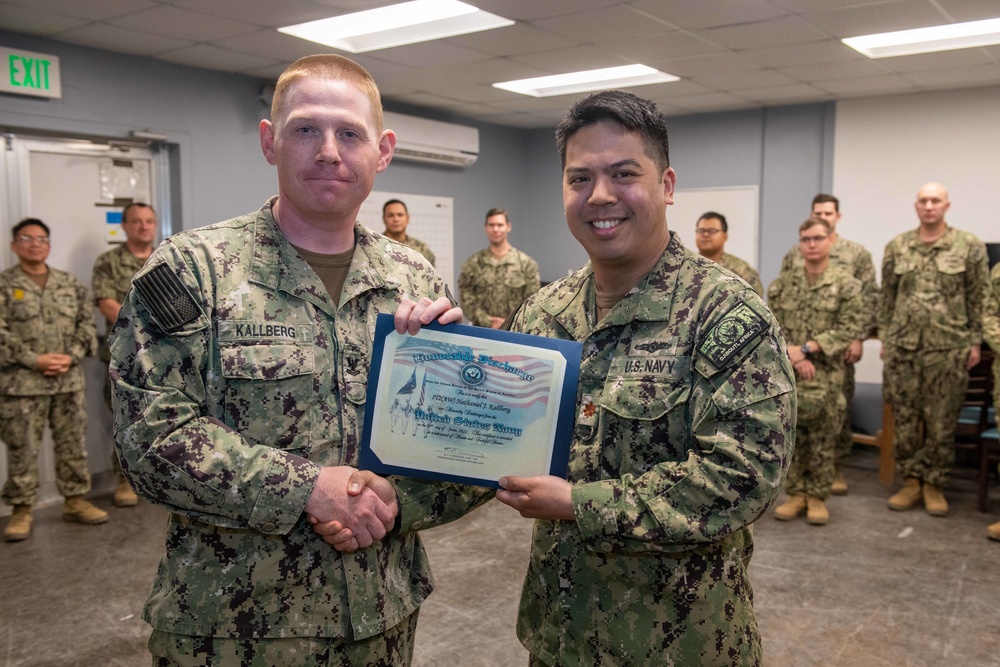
top-left (491, 90), bottom-right (795, 666)
top-left (109, 54), bottom-right (475, 665)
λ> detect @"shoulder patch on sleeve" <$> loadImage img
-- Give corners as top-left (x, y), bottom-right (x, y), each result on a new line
top-left (133, 263), bottom-right (202, 332)
top-left (698, 300), bottom-right (769, 368)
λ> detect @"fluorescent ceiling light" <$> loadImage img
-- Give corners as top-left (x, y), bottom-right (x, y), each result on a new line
top-left (278, 0), bottom-right (513, 54)
top-left (843, 17), bottom-right (1000, 59)
top-left (493, 65), bottom-right (679, 98)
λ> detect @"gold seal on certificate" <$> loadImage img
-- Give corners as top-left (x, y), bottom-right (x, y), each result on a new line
top-left (360, 314), bottom-right (582, 488)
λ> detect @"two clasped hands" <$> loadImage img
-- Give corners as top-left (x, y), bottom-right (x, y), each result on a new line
top-left (303, 296), bottom-right (575, 553)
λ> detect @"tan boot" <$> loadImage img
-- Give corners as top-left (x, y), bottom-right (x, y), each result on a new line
top-left (988, 521), bottom-right (1000, 542)
top-left (773, 494), bottom-right (807, 521)
top-left (830, 468), bottom-right (848, 496)
top-left (114, 478), bottom-right (138, 507)
top-left (3, 505), bottom-right (33, 542)
top-left (806, 495), bottom-right (829, 525)
top-left (922, 483), bottom-right (949, 517)
top-left (62, 496), bottom-right (109, 525)
top-left (888, 478), bottom-right (922, 511)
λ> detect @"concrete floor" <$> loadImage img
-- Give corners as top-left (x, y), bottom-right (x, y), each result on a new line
top-left (1, 449), bottom-right (998, 667)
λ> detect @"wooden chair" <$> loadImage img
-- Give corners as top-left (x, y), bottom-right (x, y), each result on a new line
top-left (852, 401), bottom-right (895, 488)
top-left (953, 349), bottom-right (995, 511)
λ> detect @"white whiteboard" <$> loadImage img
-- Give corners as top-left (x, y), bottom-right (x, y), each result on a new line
top-left (669, 186), bottom-right (760, 269)
top-left (359, 190), bottom-right (454, 290)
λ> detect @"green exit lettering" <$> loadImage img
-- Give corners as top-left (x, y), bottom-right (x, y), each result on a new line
top-left (9, 55), bottom-right (51, 91)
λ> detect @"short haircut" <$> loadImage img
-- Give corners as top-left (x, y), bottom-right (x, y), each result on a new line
top-left (697, 211), bottom-right (728, 233)
top-left (555, 90), bottom-right (670, 172)
top-left (382, 199), bottom-right (408, 215)
top-left (799, 217), bottom-right (832, 234)
top-left (271, 54), bottom-right (382, 132)
top-left (122, 202), bottom-right (155, 221)
top-left (12, 218), bottom-right (49, 239)
top-left (811, 193), bottom-right (840, 212)
top-left (485, 207), bottom-right (509, 223)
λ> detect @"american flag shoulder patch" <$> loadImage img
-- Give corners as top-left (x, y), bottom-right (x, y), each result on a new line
top-left (134, 263), bottom-right (202, 332)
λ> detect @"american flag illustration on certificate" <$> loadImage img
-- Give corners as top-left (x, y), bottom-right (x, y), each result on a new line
top-left (360, 314), bottom-right (582, 488)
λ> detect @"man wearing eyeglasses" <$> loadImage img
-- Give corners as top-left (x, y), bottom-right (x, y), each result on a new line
top-left (1, 218), bottom-right (105, 542)
top-left (881, 182), bottom-right (988, 517)
top-left (779, 194), bottom-right (878, 495)
top-left (91, 202), bottom-right (157, 508)
top-left (768, 218), bottom-right (863, 525)
top-left (694, 211), bottom-right (763, 294)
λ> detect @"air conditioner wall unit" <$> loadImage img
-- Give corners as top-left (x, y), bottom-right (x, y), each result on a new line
top-left (384, 111), bottom-right (479, 168)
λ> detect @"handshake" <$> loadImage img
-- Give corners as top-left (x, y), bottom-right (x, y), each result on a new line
top-left (303, 466), bottom-right (397, 553)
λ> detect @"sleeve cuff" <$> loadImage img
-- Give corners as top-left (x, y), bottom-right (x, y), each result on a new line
top-left (247, 453), bottom-right (320, 535)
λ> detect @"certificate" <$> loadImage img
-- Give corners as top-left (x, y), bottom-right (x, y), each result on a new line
top-left (360, 314), bottom-right (582, 488)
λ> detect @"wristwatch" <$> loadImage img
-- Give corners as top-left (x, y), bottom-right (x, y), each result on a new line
top-left (800, 343), bottom-right (811, 359)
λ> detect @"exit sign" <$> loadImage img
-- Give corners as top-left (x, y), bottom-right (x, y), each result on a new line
top-left (1, 47), bottom-right (61, 99)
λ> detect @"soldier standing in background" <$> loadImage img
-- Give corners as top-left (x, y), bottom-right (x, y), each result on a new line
top-left (983, 261), bottom-right (1000, 541)
top-left (768, 218), bottom-right (863, 525)
top-left (779, 194), bottom-right (878, 495)
top-left (694, 211), bottom-right (763, 294)
top-left (458, 208), bottom-right (540, 328)
top-left (91, 202), bottom-right (156, 507)
top-left (381, 198), bottom-right (436, 266)
top-left (1, 218), bottom-right (106, 542)
top-left (881, 182), bottom-right (988, 517)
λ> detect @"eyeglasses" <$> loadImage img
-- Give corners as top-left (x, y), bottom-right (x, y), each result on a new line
top-left (14, 235), bottom-right (50, 245)
top-left (695, 228), bottom-right (722, 236)
top-left (799, 235), bottom-right (829, 245)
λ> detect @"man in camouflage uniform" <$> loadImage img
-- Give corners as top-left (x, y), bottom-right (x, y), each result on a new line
top-left (382, 199), bottom-right (436, 266)
top-left (983, 262), bottom-right (1000, 541)
top-left (881, 182), bottom-right (988, 517)
top-left (1, 218), bottom-right (106, 542)
top-left (779, 194), bottom-right (878, 495)
top-left (695, 211), bottom-right (764, 294)
top-left (768, 218), bottom-right (863, 525)
top-left (110, 55), bottom-right (484, 665)
top-left (91, 201), bottom-right (156, 507)
top-left (458, 208), bottom-right (540, 328)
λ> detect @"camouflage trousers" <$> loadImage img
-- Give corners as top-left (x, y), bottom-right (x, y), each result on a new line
top-left (787, 398), bottom-right (845, 500)
top-left (883, 345), bottom-right (968, 486)
top-left (0, 392), bottom-right (91, 506)
top-left (148, 611), bottom-right (419, 667)
top-left (834, 362), bottom-right (856, 465)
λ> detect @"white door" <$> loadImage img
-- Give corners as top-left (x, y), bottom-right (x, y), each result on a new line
top-left (0, 135), bottom-right (167, 511)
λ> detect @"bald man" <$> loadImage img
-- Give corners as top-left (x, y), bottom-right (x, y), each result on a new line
top-left (880, 183), bottom-right (988, 517)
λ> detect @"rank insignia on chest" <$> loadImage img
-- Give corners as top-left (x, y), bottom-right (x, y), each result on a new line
top-left (13, 289), bottom-right (24, 300)
top-left (578, 394), bottom-right (598, 427)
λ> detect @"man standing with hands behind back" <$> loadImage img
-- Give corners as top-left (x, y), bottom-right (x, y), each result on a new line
top-left (881, 182), bottom-right (987, 517)
top-left (458, 208), bottom-right (540, 328)
top-left (110, 54), bottom-right (476, 664)
top-left (91, 201), bottom-right (157, 507)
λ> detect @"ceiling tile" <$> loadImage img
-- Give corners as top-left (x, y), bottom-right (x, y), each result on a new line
top-left (214, 29), bottom-right (336, 62)
top-left (800, 0), bottom-right (951, 39)
top-left (902, 62), bottom-right (1000, 86)
top-left (767, 0), bottom-right (903, 10)
top-left (739, 39), bottom-right (861, 67)
top-left (510, 45), bottom-right (634, 73)
top-left (474, 111), bottom-right (558, 129)
top-left (470, 0), bottom-right (621, 21)
top-left (170, 0), bottom-right (338, 26)
top-left (595, 31), bottom-right (726, 62)
top-left (431, 58), bottom-right (548, 86)
top-left (446, 23), bottom-right (578, 57)
top-left (652, 53), bottom-right (764, 77)
top-left (534, 5), bottom-right (675, 41)
top-left (628, 0), bottom-right (793, 30)
top-left (876, 47), bottom-right (996, 73)
top-left (0, 0), bottom-right (156, 21)
top-left (734, 82), bottom-right (831, 101)
top-left (697, 15), bottom-right (830, 49)
top-left (108, 5), bottom-right (261, 40)
top-left (812, 73), bottom-right (919, 94)
top-left (156, 43), bottom-right (280, 72)
top-left (357, 41), bottom-right (493, 69)
top-left (779, 58), bottom-right (890, 82)
top-left (668, 91), bottom-right (761, 112)
top-left (931, 0), bottom-right (1000, 22)
top-left (58, 23), bottom-right (194, 55)
top-left (692, 69), bottom-right (800, 90)
top-left (0, 3), bottom-right (88, 35)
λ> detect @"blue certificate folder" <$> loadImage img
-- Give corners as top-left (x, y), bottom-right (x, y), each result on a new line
top-left (360, 314), bottom-right (582, 488)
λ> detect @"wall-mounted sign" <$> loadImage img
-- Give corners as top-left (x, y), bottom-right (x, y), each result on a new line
top-left (1, 46), bottom-right (62, 99)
